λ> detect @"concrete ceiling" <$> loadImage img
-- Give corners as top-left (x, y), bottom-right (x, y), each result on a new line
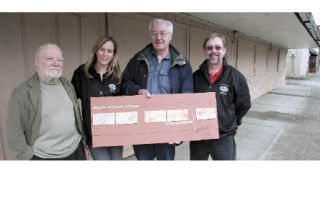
top-left (184, 12), bottom-right (319, 49)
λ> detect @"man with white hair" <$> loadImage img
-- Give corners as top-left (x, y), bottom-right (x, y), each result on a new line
top-left (122, 18), bottom-right (193, 160)
top-left (6, 43), bottom-right (86, 160)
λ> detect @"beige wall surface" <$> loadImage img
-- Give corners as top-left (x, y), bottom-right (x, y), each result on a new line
top-left (237, 38), bottom-right (256, 77)
top-left (0, 117), bottom-right (4, 160)
top-left (108, 13), bottom-right (190, 72)
top-left (108, 13), bottom-right (157, 71)
top-left (189, 26), bottom-right (212, 71)
top-left (255, 43), bottom-right (268, 74)
top-left (278, 49), bottom-right (287, 73)
top-left (0, 12), bottom-right (287, 159)
top-left (267, 48), bottom-right (279, 73)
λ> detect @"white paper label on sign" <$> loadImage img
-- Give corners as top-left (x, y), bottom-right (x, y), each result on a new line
top-left (145, 110), bottom-right (167, 123)
top-left (116, 111), bottom-right (138, 124)
top-left (92, 113), bottom-right (115, 125)
top-left (167, 109), bottom-right (188, 122)
top-left (196, 108), bottom-right (217, 120)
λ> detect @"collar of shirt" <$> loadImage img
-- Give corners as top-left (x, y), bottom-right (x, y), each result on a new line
top-left (89, 64), bottom-right (107, 80)
top-left (209, 64), bottom-right (223, 84)
top-left (151, 49), bottom-right (171, 61)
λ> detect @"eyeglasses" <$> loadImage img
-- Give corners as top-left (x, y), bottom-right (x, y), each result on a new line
top-left (205, 45), bottom-right (223, 51)
top-left (151, 31), bottom-right (170, 38)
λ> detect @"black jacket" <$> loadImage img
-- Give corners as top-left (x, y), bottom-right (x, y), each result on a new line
top-left (193, 59), bottom-right (251, 138)
top-left (122, 43), bottom-right (193, 95)
top-left (71, 64), bottom-right (122, 145)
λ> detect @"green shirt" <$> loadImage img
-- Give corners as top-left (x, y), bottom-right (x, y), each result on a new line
top-left (32, 79), bottom-right (81, 158)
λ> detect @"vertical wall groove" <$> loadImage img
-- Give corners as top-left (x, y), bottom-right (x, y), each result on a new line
top-left (55, 14), bottom-right (60, 45)
top-left (186, 25), bottom-right (190, 61)
top-left (105, 13), bottom-right (108, 36)
top-left (78, 15), bottom-right (82, 65)
top-left (253, 44), bottom-right (257, 76)
top-left (19, 13), bottom-right (30, 78)
top-left (235, 37), bottom-right (239, 69)
top-left (276, 49), bottom-right (281, 72)
top-left (0, 114), bottom-right (5, 159)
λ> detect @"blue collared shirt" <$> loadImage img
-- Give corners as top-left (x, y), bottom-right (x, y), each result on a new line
top-left (147, 50), bottom-right (171, 94)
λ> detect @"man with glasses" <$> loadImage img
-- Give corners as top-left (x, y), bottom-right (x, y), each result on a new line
top-left (122, 18), bottom-right (193, 160)
top-left (190, 33), bottom-right (251, 160)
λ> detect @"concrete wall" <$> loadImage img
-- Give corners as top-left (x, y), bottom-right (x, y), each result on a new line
top-left (0, 12), bottom-right (287, 159)
top-left (286, 49), bottom-right (310, 79)
top-left (236, 37), bottom-right (287, 99)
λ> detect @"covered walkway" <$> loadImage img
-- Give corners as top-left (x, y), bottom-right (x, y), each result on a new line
top-left (172, 71), bottom-right (320, 160)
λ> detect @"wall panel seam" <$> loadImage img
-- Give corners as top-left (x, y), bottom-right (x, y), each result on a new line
top-left (20, 13), bottom-right (29, 78)
top-left (55, 14), bottom-right (60, 45)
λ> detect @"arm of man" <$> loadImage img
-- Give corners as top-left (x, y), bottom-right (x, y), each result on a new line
top-left (6, 89), bottom-right (33, 160)
top-left (71, 65), bottom-right (83, 100)
top-left (179, 60), bottom-right (194, 93)
top-left (234, 73), bottom-right (251, 126)
top-left (122, 57), bottom-right (143, 96)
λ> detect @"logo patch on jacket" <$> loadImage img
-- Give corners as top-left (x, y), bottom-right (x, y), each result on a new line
top-left (219, 84), bottom-right (229, 95)
top-left (109, 84), bottom-right (116, 93)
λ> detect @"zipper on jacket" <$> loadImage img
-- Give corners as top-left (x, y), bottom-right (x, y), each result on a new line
top-left (99, 77), bottom-right (105, 96)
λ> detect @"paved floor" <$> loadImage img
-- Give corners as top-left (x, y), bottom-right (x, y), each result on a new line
top-left (126, 71), bottom-right (320, 160)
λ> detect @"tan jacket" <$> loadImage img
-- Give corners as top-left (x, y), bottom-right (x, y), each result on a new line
top-left (6, 73), bottom-right (86, 160)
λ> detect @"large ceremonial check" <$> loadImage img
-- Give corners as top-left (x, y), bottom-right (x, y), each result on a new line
top-left (91, 92), bottom-right (219, 147)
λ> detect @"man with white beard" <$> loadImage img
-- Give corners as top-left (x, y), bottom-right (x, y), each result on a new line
top-left (191, 33), bottom-right (251, 160)
top-left (6, 44), bottom-right (86, 160)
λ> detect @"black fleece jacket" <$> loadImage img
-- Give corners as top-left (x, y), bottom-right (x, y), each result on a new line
top-left (193, 59), bottom-right (251, 138)
top-left (71, 64), bottom-right (122, 145)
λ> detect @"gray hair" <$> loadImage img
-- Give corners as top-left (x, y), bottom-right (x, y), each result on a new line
top-left (35, 43), bottom-right (62, 59)
top-left (203, 33), bottom-right (226, 49)
top-left (148, 18), bottom-right (173, 34)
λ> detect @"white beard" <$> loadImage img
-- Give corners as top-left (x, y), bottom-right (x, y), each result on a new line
top-left (47, 70), bottom-right (62, 80)
top-left (38, 68), bottom-right (62, 83)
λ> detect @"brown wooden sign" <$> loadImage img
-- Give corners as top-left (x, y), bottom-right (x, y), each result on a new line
top-left (91, 92), bottom-right (219, 147)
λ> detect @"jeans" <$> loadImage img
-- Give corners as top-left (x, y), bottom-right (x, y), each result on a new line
top-left (190, 135), bottom-right (236, 160)
top-left (31, 142), bottom-right (86, 160)
top-left (89, 145), bottom-right (123, 160)
top-left (133, 143), bottom-right (175, 160)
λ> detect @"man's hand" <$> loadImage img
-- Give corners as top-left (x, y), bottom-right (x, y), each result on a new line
top-left (138, 89), bottom-right (151, 98)
top-left (168, 141), bottom-right (182, 145)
